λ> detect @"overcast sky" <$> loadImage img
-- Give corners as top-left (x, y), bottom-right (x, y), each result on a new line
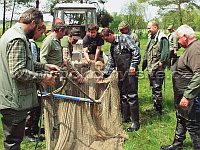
top-left (40, 0), bottom-right (158, 21)
top-left (0, 0), bottom-right (159, 21)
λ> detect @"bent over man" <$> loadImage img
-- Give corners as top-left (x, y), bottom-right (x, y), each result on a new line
top-left (0, 8), bottom-right (59, 149)
top-left (83, 23), bottom-right (104, 64)
top-left (100, 28), bottom-right (141, 132)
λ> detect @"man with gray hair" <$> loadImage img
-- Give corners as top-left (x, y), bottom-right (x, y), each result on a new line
top-left (161, 24), bottom-right (200, 150)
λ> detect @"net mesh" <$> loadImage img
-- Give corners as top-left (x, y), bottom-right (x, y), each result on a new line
top-left (43, 70), bottom-right (127, 150)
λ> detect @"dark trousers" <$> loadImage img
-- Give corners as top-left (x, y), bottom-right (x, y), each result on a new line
top-left (148, 70), bottom-right (165, 111)
top-left (119, 71), bottom-right (139, 124)
top-left (0, 109), bottom-right (28, 150)
top-left (173, 113), bottom-right (200, 150)
top-left (25, 106), bottom-right (41, 136)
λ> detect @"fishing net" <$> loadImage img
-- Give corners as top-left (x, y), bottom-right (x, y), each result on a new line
top-left (42, 70), bottom-right (127, 150)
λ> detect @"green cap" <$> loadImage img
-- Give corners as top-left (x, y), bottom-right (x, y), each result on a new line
top-left (118, 21), bottom-right (129, 30)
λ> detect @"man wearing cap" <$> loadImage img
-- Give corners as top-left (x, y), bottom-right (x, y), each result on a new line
top-left (61, 28), bottom-right (84, 82)
top-left (40, 23), bottom-right (84, 85)
top-left (61, 28), bottom-right (81, 60)
top-left (167, 25), bottom-right (179, 67)
top-left (142, 21), bottom-right (170, 115)
top-left (83, 23), bottom-right (104, 65)
top-left (118, 21), bottom-right (140, 48)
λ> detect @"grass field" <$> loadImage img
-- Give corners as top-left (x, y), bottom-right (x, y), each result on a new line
top-left (0, 37), bottom-right (194, 150)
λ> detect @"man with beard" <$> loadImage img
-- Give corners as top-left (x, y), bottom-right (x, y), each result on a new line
top-left (161, 25), bottom-right (200, 150)
top-left (0, 8), bottom-right (60, 149)
top-left (142, 21), bottom-right (170, 115)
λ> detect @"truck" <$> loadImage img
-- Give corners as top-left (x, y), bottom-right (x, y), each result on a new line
top-left (53, 3), bottom-right (98, 61)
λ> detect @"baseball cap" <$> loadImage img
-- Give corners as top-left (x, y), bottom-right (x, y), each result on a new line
top-left (167, 25), bottom-right (174, 30)
top-left (69, 28), bottom-right (81, 40)
top-left (118, 21), bottom-right (129, 30)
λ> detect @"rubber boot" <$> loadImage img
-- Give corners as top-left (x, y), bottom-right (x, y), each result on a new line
top-left (121, 101), bottom-right (131, 123)
top-left (153, 100), bottom-right (162, 115)
top-left (160, 116), bottom-right (185, 150)
top-left (2, 118), bottom-right (26, 150)
top-left (127, 100), bottom-right (140, 132)
top-left (188, 112), bottom-right (200, 150)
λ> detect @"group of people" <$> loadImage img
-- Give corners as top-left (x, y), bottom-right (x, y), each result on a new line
top-left (0, 7), bottom-right (200, 150)
top-left (99, 21), bottom-right (200, 149)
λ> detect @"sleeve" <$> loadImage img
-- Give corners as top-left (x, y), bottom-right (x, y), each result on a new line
top-left (143, 38), bottom-right (151, 61)
top-left (97, 34), bottom-right (104, 46)
top-left (64, 60), bottom-right (82, 77)
top-left (34, 62), bottom-right (45, 71)
top-left (30, 42), bottom-right (38, 62)
top-left (183, 48), bottom-right (200, 99)
top-left (125, 36), bottom-right (141, 67)
top-left (173, 35), bottom-right (178, 48)
top-left (160, 37), bottom-right (170, 62)
top-left (103, 54), bottom-right (116, 77)
top-left (82, 36), bottom-right (89, 48)
top-left (60, 36), bottom-right (69, 48)
top-left (8, 39), bottom-right (44, 83)
top-left (183, 73), bottom-right (200, 100)
top-left (40, 38), bottom-right (51, 64)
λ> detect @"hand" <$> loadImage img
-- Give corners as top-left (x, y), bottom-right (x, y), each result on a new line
top-left (158, 61), bottom-right (163, 68)
top-left (76, 74), bottom-right (84, 84)
top-left (96, 76), bottom-right (104, 83)
top-left (129, 67), bottom-right (136, 75)
top-left (63, 60), bottom-right (70, 66)
top-left (40, 74), bottom-right (56, 86)
top-left (44, 64), bottom-right (60, 72)
top-left (88, 59), bottom-right (94, 65)
top-left (142, 60), bottom-right (147, 71)
top-left (179, 97), bottom-right (189, 109)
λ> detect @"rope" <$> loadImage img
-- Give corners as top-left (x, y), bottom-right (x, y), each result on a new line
top-left (41, 76), bottom-right (100, 103)
top-left (65, 77), bottom-right (101, 103)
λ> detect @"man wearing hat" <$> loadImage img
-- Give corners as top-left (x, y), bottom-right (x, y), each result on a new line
top-left (167, 25), bottom-right (179, 67)
top-left (61, 28), bottom-right (84, 82)
top-left (61, 28), bottom-right (81, 60)
top-left (118, 21), bottom-right (140, 48)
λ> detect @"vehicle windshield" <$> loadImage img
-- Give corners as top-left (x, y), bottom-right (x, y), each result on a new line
top-left (55, 9), bottom-right (96, 25)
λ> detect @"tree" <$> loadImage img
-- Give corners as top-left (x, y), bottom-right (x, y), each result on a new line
top-left (97, 10), bottom-right (113, 27)
top-left (125, 2), bottom-right (146, 31)
top-left (137, 0), bottom-right (200, 25)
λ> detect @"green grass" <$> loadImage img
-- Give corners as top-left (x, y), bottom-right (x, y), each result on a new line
top-left (0, 38), bottom-right (194, 150)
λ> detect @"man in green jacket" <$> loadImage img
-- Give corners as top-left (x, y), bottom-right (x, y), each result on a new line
top-left (40, 23), bottom-right (84, 85)
top-left (142, 21), bottom-right (170, 114)
top-left (0, 8), bottom-right (60, 149)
